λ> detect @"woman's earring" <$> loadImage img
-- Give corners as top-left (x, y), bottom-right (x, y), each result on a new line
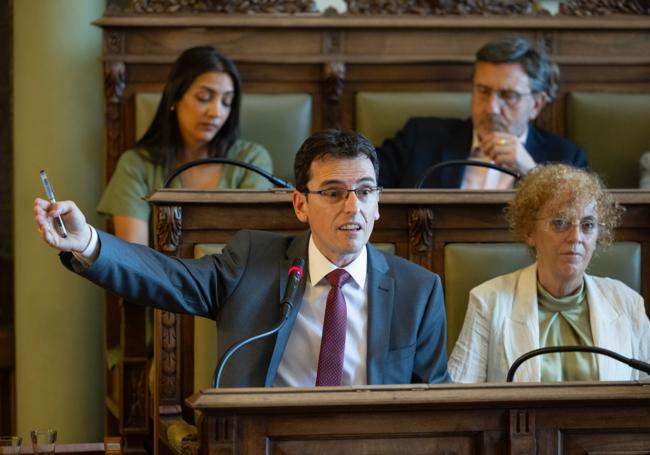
top-left (170, 105), bottom-right (176, 112)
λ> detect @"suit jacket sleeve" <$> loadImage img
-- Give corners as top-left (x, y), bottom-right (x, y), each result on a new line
top-left (60, 229), bottom-right (253, 318)
top-left (377, 119), bottom-right (419, 188)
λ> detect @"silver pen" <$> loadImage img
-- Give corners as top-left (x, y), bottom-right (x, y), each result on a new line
top-left (39, 170), bottom-right (68, 238)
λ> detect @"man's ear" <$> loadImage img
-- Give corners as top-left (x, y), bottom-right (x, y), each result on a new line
top-left (292, 190), bottom-right (309, 224)
top-left (529, 92), bottom-right (547, 120)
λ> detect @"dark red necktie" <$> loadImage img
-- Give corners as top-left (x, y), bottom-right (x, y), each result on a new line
top-left (315, 269), bottom-right (351, 386)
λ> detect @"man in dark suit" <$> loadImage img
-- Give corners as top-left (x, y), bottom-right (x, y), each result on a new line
top-left (34, 129), bottom-right (451, 387)
top-left (378, 37), bottom-right (587, 189)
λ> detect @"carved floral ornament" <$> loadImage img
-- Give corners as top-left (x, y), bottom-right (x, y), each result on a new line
top-left (106, 0), bottom-right (649, 15)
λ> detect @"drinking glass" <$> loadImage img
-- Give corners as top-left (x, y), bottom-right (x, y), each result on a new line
top-left (30, 430), bottom-right (56, 455)
top-left (0, 436), bottom-right (22, 454)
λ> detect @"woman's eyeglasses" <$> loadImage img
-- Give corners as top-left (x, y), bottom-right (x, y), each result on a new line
top-left (539, 216), bottom-right (601, 235)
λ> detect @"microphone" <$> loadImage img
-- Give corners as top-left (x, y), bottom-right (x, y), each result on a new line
top-left (281, 258), bottom-right (305, 318)
top-left (415, 159), bottom-right (521, 189)
top-left (211, 258), bottom-right (306, 388)
top-left (506, 345), bottom-right (650, 382)
top-left (163, 157), bottom-right (294, 189)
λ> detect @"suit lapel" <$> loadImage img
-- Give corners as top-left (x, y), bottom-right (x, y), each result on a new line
top-left (365, 245), bottom-right (393, 384)
top-left (264, 231), bottom-right (310, 386)
top-left (503, 264), bottom-right (541, 382)
top-left (438, 119), bottom-right (473, 188)
top-left (585, 275), bottom-right (630, 380)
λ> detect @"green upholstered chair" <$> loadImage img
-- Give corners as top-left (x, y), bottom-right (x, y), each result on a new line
top-left (135, 92), bottom-right (312, 183)
top-left (355, 91), bottom-right (471, 146)
top-left (566, 92), bottom-right (650, 188)
top-left (443, 242), bottom-right (641, 354)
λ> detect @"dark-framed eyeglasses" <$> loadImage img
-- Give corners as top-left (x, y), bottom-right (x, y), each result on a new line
top-left (303, 186), bottom-right (383, 204)
top-left (538, 216), bottom-right (602, 236)
top-left (473, 84), bottom-right (535, 107)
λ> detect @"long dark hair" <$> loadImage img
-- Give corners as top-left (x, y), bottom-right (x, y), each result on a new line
top-left (136, 46), bottom-right (242, 171)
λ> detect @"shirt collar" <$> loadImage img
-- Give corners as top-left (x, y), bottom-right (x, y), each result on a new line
top-left (307, 235), bottom-right (367, 289)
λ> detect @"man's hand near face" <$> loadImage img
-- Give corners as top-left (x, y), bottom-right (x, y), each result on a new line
top-left (479, 131), bottom-right (536, 175)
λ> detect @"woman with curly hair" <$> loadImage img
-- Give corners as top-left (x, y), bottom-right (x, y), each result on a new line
top-left (449, 164), bottom-right (650, 383)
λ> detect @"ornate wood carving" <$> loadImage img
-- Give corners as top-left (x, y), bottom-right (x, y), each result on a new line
top-left (107, 0), bottom-right (317, 14)
top-left (160, 310), bottom-right (179, 402)
top-left (346, 0), bottom-right (537, 15)
top-left (156, 206), bottom-right (182, 255)
top-left (103, 61), bottom-right (125, 184)
top-left (408, 208), bottom-right (434, 269)
top-left (560, 0), bottom-right (650, 15)
top-left (322, 61), bottom-right (346, 128)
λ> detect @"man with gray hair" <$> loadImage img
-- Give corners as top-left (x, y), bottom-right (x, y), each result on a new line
top-left (378, 37), bottom-right (587, 189)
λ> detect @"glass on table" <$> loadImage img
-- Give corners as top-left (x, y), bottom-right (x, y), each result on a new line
top-left (0, 436), bottom-right (22, 454)
top-left (30, 430), bottom-right (56, 455)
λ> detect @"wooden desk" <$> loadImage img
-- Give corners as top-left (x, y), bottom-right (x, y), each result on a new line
top-left (186, 381), bottom-right (650, 454)
top-left (148, 189), bottom-right (650, 453)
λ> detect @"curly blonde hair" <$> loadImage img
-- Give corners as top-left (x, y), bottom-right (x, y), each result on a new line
top-left (505, 164), bottom-right (623, 253)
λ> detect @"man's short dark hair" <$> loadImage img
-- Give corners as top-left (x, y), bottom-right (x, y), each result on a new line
top-left (475, 37), bottom-right (559, 102)
top-left (294, 129), bottom-right (379, 192)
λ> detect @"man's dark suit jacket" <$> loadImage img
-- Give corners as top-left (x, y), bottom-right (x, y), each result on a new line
top-left (63, 229), bottom-right (451, 387)
top-left (377, 117), bottom-right (588, 188)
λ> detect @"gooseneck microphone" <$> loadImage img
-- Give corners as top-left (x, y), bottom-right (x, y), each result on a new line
top-left (211, 258), bottom-right (306, 388)
top-left (506, 345), bottom-right (650, 382)
top-left (163, 157), bottom-right (294, 189)
top-left (415, 159), bottom-right (521, 189)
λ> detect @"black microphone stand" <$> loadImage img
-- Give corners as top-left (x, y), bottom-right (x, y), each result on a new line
top-left (163, 157), bottom-right (294, 189)
top-left (506, 345), bottom-right (650, 382)
top-left (415, 159), bottom-right (521, 189)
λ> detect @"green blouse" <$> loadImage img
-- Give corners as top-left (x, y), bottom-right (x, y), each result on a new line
top-left (97, 138), bottom-right (274, 230)
top-left (537, 280), bottom-right (599, 382)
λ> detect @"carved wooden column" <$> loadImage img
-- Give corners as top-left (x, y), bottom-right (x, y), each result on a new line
top-left (153, 205), bottom-right (185, 452)
top-left (407, 208), bottom-right (434, 270)
top-left (154, 205), bottom-right (183, 416)
top-left (322, 25), bottom-right (345, 128)
top-left (102, 30), bottom-right (126, 184)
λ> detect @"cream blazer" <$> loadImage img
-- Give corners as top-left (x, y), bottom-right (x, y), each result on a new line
top-left (448, 263), bottom-right (650, 383)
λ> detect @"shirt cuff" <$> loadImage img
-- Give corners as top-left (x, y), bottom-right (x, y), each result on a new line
top-left (71, 225), bottom-right (99, 267)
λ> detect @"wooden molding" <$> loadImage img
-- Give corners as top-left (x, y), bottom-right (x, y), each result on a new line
top-left (107, 0), bottom-right (317, 14)
top-left (561, 0), bottom-right (650, 15)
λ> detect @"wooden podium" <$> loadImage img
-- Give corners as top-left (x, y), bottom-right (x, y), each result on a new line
top-left (186, 381), bottom-right (650, 454)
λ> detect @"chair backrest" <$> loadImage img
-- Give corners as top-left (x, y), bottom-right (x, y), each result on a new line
top-left (566, 92), bottom-right (650, 188)
top-left (443, 241), bottom-right (641, 354)
top-left (355, 91), bottom-right (471, 146)
top-left (135, 92), bottom-right (313, 183)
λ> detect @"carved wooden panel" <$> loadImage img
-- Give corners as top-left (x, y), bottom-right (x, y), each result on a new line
top-left (107, 0), bottom-right (316, 14)
top-left (347, 0), bottom-right (537, 15)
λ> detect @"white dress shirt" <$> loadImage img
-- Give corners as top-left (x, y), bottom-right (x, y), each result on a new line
top-left (273, 235), bottom-right (368, 387)
top-left (461, 130), bottom-right (528, 190)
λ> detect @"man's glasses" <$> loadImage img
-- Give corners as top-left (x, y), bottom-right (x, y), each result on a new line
top-left (473, 84), bottom-right (535, 107)
top-left (539, 216), bottom-right (601, 236)
top-left (303, 186), bottom-right (383, 204)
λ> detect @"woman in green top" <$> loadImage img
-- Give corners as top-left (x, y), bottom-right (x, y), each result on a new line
top-left (98, 46), bottom-right (273, 245)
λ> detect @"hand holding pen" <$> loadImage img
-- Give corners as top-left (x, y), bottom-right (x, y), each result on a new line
top-left (39, 170), bottom-right (68, 238)
top-left (34, 171), bottom-right (92, 252)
